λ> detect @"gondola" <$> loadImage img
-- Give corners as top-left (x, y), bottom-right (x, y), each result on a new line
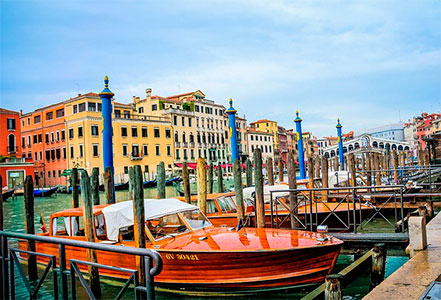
top-left (143, 179), bottom-right (157, 188)
top-left (34, 187), bottom-right (58, 197)
top-left (2, 189), bottom-right (15, 201)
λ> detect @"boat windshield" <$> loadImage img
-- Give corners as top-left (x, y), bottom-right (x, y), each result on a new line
top-left (217, 196), bottom-right (237, 213)
top-left (181, 209), bottom-right (212, 230)
top-left (146, 213), bottom-right (191, 241)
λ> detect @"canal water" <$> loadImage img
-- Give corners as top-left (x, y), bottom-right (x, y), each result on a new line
top-left (2, 187), bottom-right (408, 299)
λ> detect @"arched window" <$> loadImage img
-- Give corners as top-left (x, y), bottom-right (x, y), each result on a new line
top-left (330, 150), bottom-right (335, 157)
top-left (189, 133), bottom-right (194, 143)
top-left (354, 143), bottom-right (360, 149)
top-left (391, 144), bottom-right (397, 150)
top-left (398, 145), bottom-right (403, 150)
top-left (175, 132), bottom-right (179, 142)
top-left (379, 142), bottom-right (384, 149)
top-left (404, 146), bottom-right (409, 150)
top-left (348, 145), bottom-right (354, 151)
top-left (372, 141), bottom-right (378, 148)
top-left (324, 152), bottom-right (330, 158)
top-left (182, 132), bottom-right (186, 143)
top-left (8, 134), bottom-right (15, 153)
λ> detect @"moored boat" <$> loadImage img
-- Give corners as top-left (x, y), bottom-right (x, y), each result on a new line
top-left (143, 179), bottom-right (157, 188)
top-left (2, 189), bottom-right (15, 201)
top-left (19, 199), bottom-right (342, 293)
top-left (34, 187), bottom-right (58, 197)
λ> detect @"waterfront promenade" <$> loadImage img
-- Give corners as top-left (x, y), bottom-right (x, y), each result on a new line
top-left (364, 211), bottom-right (441, 299)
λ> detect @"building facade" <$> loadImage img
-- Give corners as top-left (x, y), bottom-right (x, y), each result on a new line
top-left (246, 128), bottom-right (273, 162)
top-left (358, 123), bottom-right (405, 142)
top-left (249, 119), bottom-right (279, 162)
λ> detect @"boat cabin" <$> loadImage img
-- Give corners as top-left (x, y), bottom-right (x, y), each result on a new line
top-left (48, 199), bottom-right (213, 244)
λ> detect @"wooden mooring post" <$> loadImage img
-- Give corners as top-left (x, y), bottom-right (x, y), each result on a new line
top-left (233, 159), bottom-right (245, 222)
top-left (370, 243), bottom-right (387, 290)
top-left (278, 160), bottom-right (283, 183)
top-left (182, 162), bottom-right (191, 203)
top-left (157, 162), bottom-right (166, 199)
top-left (128, 166), bottom-right (135, 200)
top-left (314, 157), bottom-right (320, 180)
top-left (0, 175), bottom-right (3, 231)
top-left (208, 163), bottom-right (213, 194)
top-left (254, 148), bottom-right (265, 228)
top-left (72, 167), bottom-right (79, 208)
top-left (91, 167), bottom-right (100, 205)
top-left (133, 165), bottom-right (146, 291)
top-left (24, 175), bottom-right (38, 280)
top-left (322, 157), bottom-right (329, 201)
top-left (197, 158), bottom-right (207, 215)
top-left (246, 159), bottom-right (253, 187)
top-left (325, 274), bottom-right (343, 300)
top-left (366, 153), bottom-right (372, 187)
top-left (80, 170), bottom-right (101, 297)
top-left (392, 150), bottom-right (399, 183)
top-left (288, 151), bottom-right (299, 229)
top-left (267, 157), bottom-right (274, 186)
top-left (217, 162), bottom-right (224, 193)
top-left (104, 166), bottom-right (115, 204)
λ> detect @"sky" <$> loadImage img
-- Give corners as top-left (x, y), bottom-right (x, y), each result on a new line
top-left (1, 0), bottom-right (440, 137)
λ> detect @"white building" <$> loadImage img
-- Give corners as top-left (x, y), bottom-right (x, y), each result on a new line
top-left (247, 128), bottom-right (274, 162)
top-left (357, 123), bottom-right (405, 142)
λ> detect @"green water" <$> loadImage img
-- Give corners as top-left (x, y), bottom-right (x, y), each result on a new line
top-left (2, 188), bottom-right (408, 299)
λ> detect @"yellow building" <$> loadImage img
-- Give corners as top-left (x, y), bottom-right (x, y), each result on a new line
top-left (64, 93), bottom-right (174, 181)
top-left (249, 119), bottom-right (279, 160)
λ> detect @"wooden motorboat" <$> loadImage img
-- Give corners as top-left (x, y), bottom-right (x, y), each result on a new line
top-left (177, 192), bottom-right (374, 232)
top-left (19, 199), bottom-right (342, 293)
top-left (34, 187), bottom-right (58, 197)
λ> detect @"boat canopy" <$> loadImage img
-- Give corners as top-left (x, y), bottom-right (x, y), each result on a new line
top-left (102, 199), bottom-right (199, 241)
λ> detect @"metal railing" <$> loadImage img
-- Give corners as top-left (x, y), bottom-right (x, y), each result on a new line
top-left (0, 231), bottom-right (163, 300)
top-left (268, 185), bottom-right (406, 233)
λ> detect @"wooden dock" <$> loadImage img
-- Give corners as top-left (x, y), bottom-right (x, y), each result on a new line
top-left (363, 212), bottom-right (441, 299)
top-left (332, 232), bottom-right (409, 248)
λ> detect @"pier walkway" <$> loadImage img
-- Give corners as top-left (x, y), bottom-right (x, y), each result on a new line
top-left (363, 211), bottom-right (441, 299)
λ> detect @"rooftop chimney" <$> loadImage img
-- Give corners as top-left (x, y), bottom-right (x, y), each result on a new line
top-left (146, 88), bottom-right (152, 99)
top-left (133, 96), bottom-right (136, 103)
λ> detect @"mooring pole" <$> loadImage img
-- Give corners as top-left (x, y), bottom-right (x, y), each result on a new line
top-left (208, 163), bottom-right (213, 194)
top-left (226, 98), bottom-right (239, 162)
top-left (0, 175), bottom-right (3, 231)
top-left (128, 166), bottom-right (135, 200)
top-left (392, 150), bottom-right (399, 184)
top-left (314, 156), bottom-right (321, 179)
top-left (254, 148), bottom-right (265, 228)
top-left (246, 159), bottom-right (253, 187)
top-left (325, 274), bottom-right (343, 300)
top-left (233, 159), bottom-right (245, 222)
top-left (278, 159), bottom-right (283, 183)
top-left (287, 151), bottom-right (299, 229)
top-left (294, 111), bottom-right (306, 179)
top-left (336, 119), bottom-right (345, 170)
top-left (182, 162), bottom-right (191, 203)
top-left (217, 162), bottom-right (224, 193)
top-left (104, 166), bottom-right (115, 204)
top-left (197, 158), bottom-right (207, 215)
top-left (322, 156), bottom-right (329, 201)
top-left (24, 175), bottom-right (37, 280)
top-left (133, 165), bottom-right (146, 295)
top-left (90, 167), bottom-right (100, 206)
top-left (71, 167), bottom-right (79, 208)
top-left (99, 75), bottom-right (116, 200)
top-left (370, 243), bottom-right (387, 290)
top-left (267, 157), bottom-right (274, 186)
top-left (80, 170), bottom-right (101, 297)
top-left (157, 162), bottom-right (166, 199)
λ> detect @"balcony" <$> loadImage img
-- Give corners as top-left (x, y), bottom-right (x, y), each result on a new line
top-left (130, 152), bottom-right (143, 161)
top-left (190, 142), bottom-right (195, 148)
top-left (6, 146), bottom-right (18, 154)
top-left (175, 142), bottom-right (181, 147)
top-left (162, 108), bottom-right (195, 117)
top-left (183, 142), bottom-right (188, 148)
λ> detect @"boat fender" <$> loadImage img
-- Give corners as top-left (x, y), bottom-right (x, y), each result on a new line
top-left (198, 236), bottom-right (208, 241)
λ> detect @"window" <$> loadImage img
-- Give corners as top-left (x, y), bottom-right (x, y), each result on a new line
top-left (61, 129), bottom-right (65, 140)
top-left (51, 132), bottom-right (54, 142)
top-left (122, 144), bottom-right (128, 156)
top-left (51, 149), bottom-right (55, 160)
top-left (175, 132), bottom-right (179, 142)
top-left (90, 125), bottom-right (99, 136)
top-left (63, 147), bottom-right (66, 159)
top-left (70, 146), bottom-right (74, 158)
top-left (143, 145), bottom-right (148, 156)
top-left (34, 152), bottom-right (37, 161)
top-left (183, 149), bottom-right (187, 159)
top-left (48, 171), bottom-right (51, 178)
top-left (124, 111), bottom-right (130, 119)
top-left (48, 149), bottom-right (52, 161)
top-left (33, 135), bottom-right (37, 144)
top-left (173, 116), bottom-right (177, 126)
top-left (39, 151), bottom-right (42, 161)
top-left (38, 134), bottom-right (42, 143)
top-left (181, 117), bottom-right (185, 126)
top-left (131, 126), bottom-right (138, 137)
top-left (56, 131), bottom-right (60, 141)
top-left (78, 103), bottom-right (86, 112)
top-left (46, 112), bottom-right (53, 120)
top-left (124, 166), bottom-right (129, 174)
top-left (98, 103), bottom-right (102, 112)
top-left (190, 133), bottom-right (194, 143)
top-left (27, 136), bottom-right (31, 146)
top-left (27, 118), bottom-right (30, 125)
top-left (190, 149), bottom-right (194, 159)
top-left (34, 115), bottom-right (41, 123)
top-left (132, 144), bottom-right (139, 157)
top-left (155, 145), bottom-right (160, 156)
top-left (79, 144), bottom-right (83, 157)
top-left (165, 128), bottom-right (171, 138)
top-left (144, 165), bottom-right (149, 173)
top-left (28, 152), bottom-right (32, 158)
top-left (92, 144), bottom-right (99, 157)
top-left (22, 137), bottom-right (25, 148)
top-left (56, 108), bottom-right (64, 118)
top-left (78, 126), bottom-right (83, 137)
top-left (154, 128), bottom-right (160, 138)
top-left (7, 118), bottom-right (15, 130)
top-left (121, 126), bottom-right (127, 137)
top-left (152, 104), bottom-right (157, 111)
top-left (195, 105), bottom-right (199, 112)
top-left (142, 127), bottom-right (148, 137)
top-left (114, 110), bottom-right (121, 118)
top-left (88, 102), bottom-right (96, 111)
top-left (69, 128), bottom-right (74, 139)
top-left (56, 148), bottom-right (61, 159)
top-left (167, 145), bottom-right (171, 156)
top-left (138, 107), bottom-right (144, 114)
top-left (73, 105), bottom-right (78, 114)
top-left (176, 149), bottom-right (180, 159)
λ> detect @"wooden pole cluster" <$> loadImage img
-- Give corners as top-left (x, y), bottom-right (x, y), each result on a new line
top-left (104, 166), bottom-right (115, 204)
top-left (217, 162), bottom-right (224, 193)
top-left (90, 167), bottom-right (100, 205)
top-left (266, 157), bottom-right (274, 186)
top-left (287, 151), bottom-right (299, 229)
top-left (197, 158), bottom-right (207, 215)
top-left (348, 154), bottom-right (356, 187)
top-left (24, 175), bottom-right (37, 280)
top-left (182, 162), bottom-right (191, 203)
top-left (278, 160), bottom-right (283, 183)
top-left (370, 243), bottom-right (387, 290)
top-left (246, 159), bottom-right (253, 187)
top-left (157, 162), bottom-right (166, 199)
top-left (254, 149), bottom-right (265, 228)
top-left (132, 165), bottom-right (146, 286)
top-left (392, 150), bottom-right (399, 183)
top-left (321, 157), bottom-right (329, 201)
top-left (233, 159), bottom-right (245, 222)
top-left (208, 163), bottom-right (214, 194)
top-left (71, 167), bottom-right (79, 208)
top-left (80, 170), bottom-right (101, 297)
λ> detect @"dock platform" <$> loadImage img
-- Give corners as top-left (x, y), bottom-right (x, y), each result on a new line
top-left (363, 211), bottom-right (441, 299)
top-left (332, 232), bottom-right (409, 248)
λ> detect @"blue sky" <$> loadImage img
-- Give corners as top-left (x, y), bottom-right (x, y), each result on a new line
top-left (1, 0), bottom-right (440, 136)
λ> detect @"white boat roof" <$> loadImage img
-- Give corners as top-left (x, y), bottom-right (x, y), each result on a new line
top-left (102, 198), bottom-right (198, 241)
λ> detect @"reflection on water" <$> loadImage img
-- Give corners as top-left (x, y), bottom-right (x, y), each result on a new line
top-left (2, 187), bottom-right (408, 299)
